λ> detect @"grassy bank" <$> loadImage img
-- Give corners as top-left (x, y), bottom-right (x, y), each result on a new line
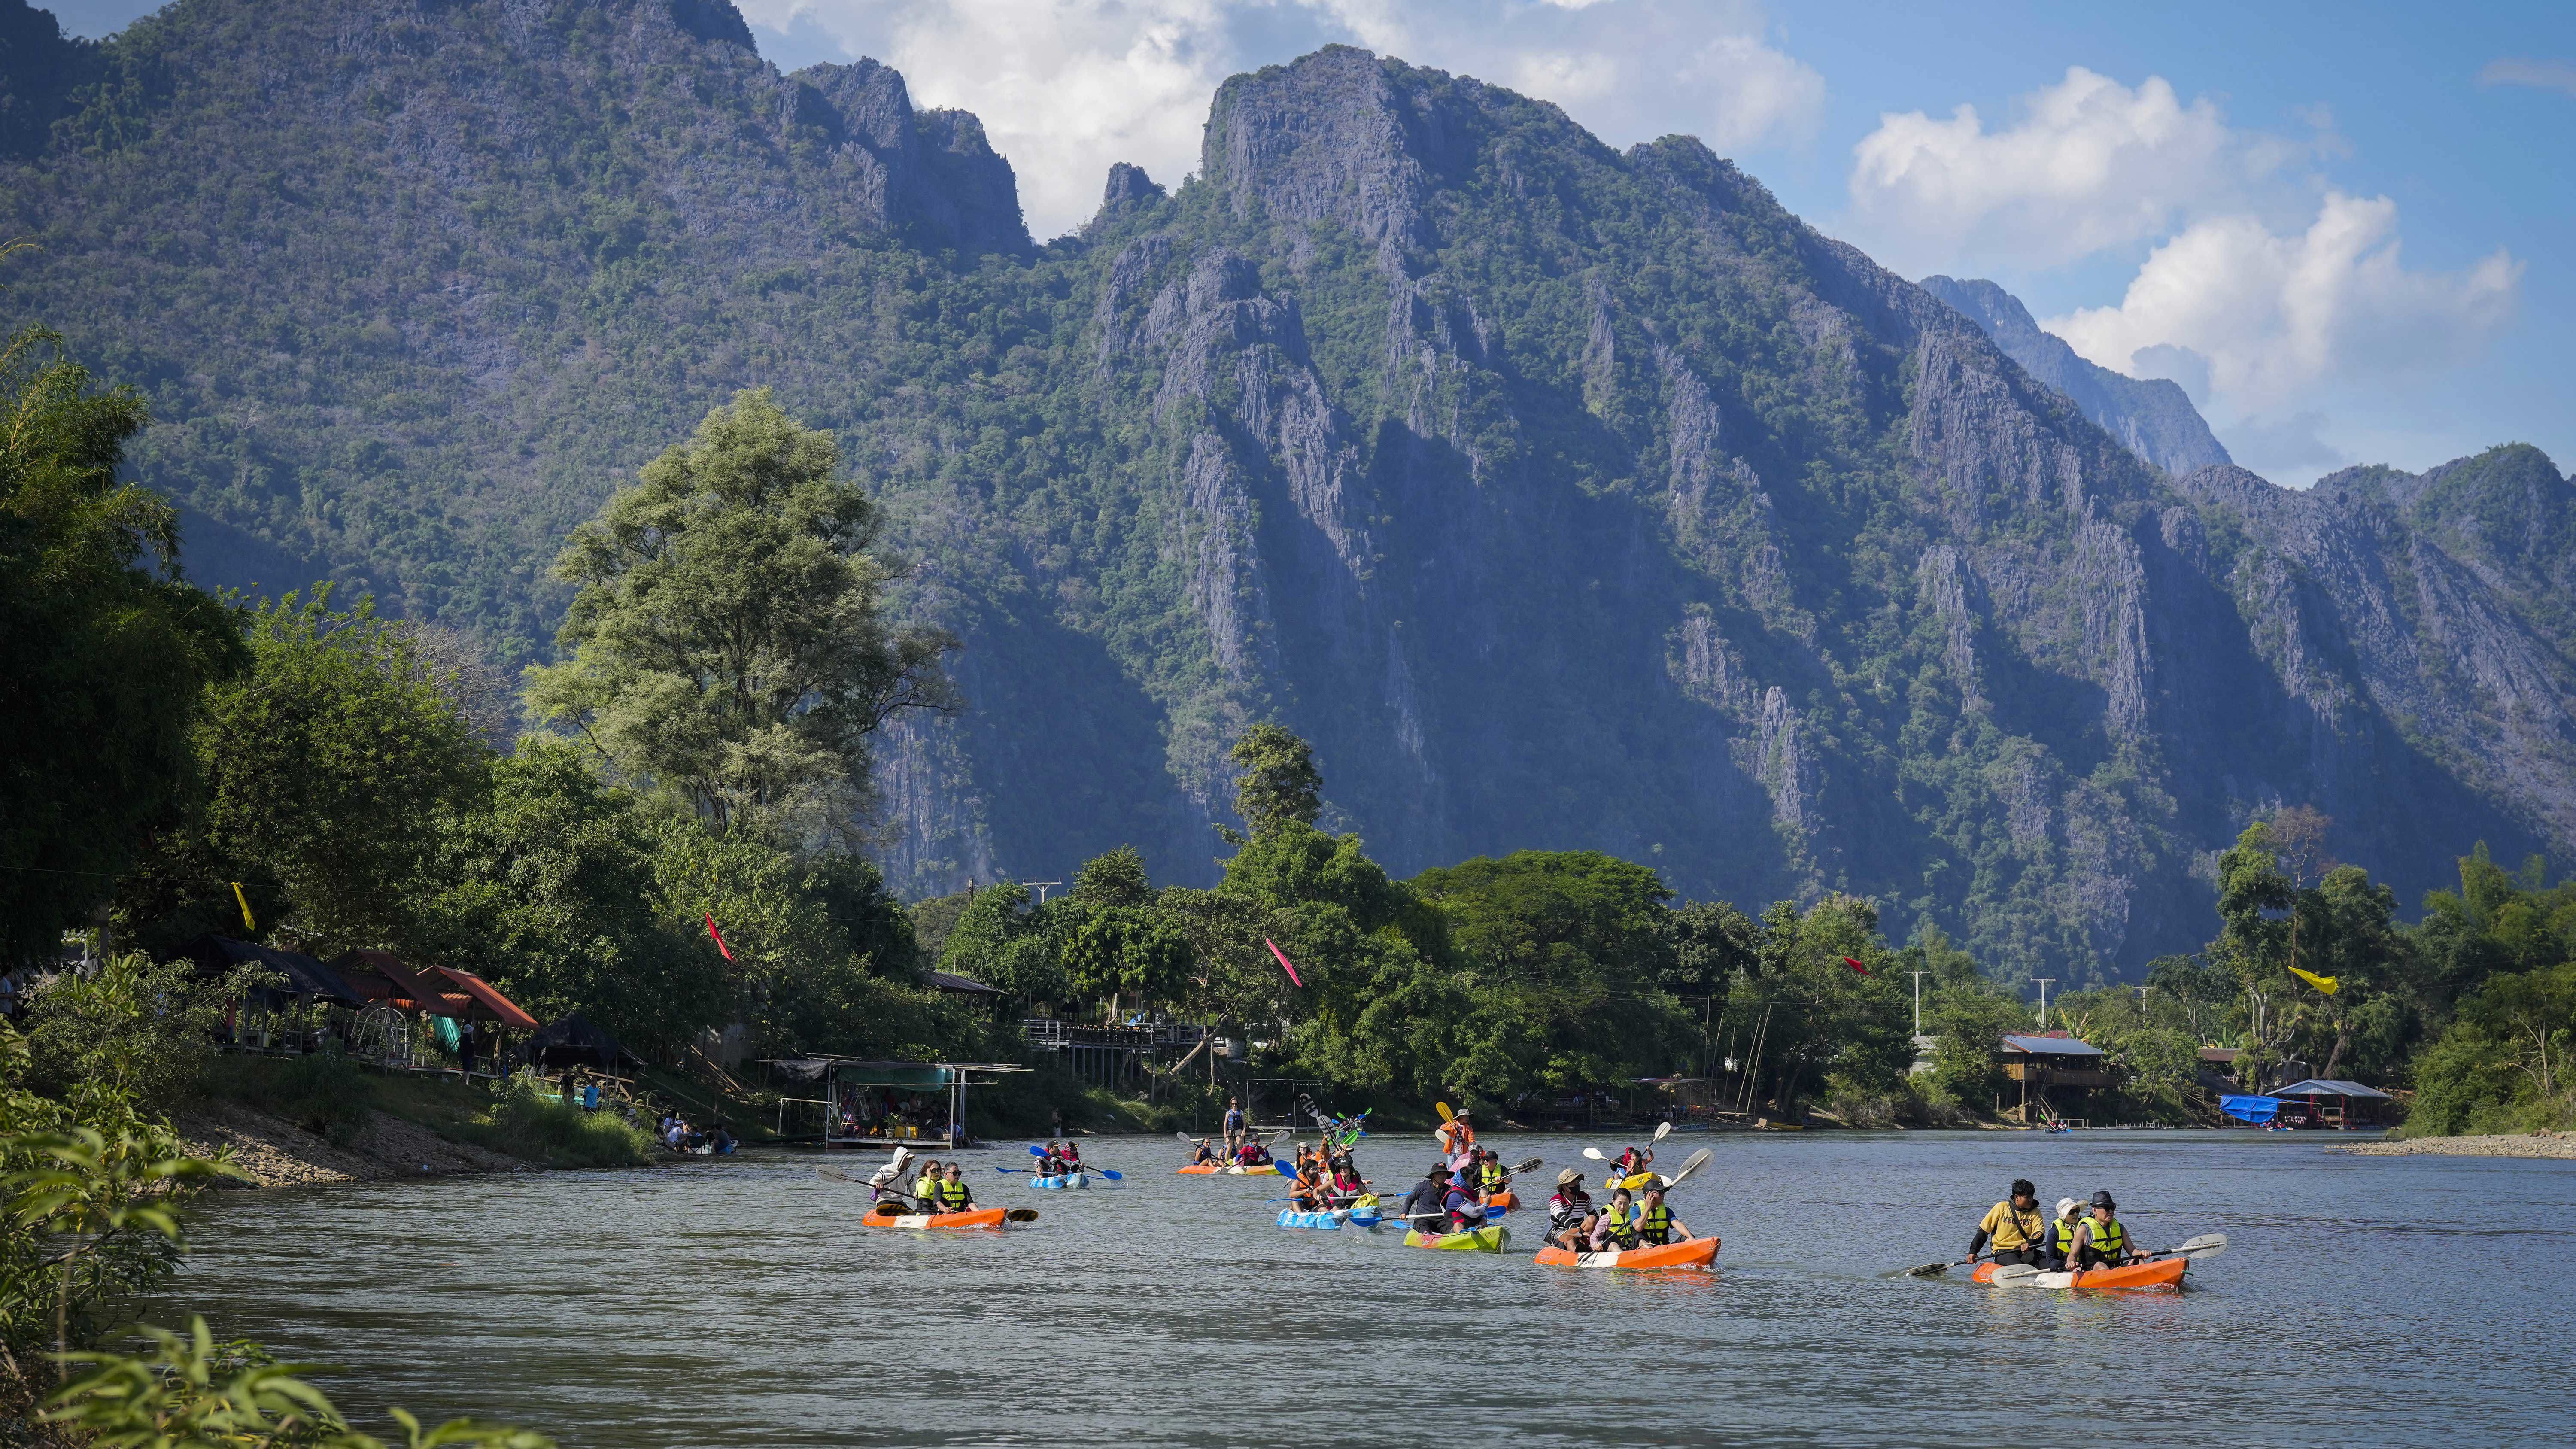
top-left (200, 1056), bottom-right (655, 1169)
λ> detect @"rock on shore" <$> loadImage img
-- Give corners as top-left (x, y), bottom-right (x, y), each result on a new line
top-left (2335, 1130), bottom-right (2576, 1160)
top-left (179, 1100), bottom-right (532, 1187)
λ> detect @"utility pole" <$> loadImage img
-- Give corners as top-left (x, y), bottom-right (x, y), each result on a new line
top-left (1905, 971), bottom-right (1931, 1035)
top-left (2136, 984), bottom-right (2149, 1015)
top-left (2033, 978), bottom-right (2056, 1030)
top-left (1028, 881), bottom-right (1063, 903)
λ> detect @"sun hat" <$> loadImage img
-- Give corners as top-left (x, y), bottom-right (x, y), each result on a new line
top-left (2056, 1197), bottom-right (2078, 1216)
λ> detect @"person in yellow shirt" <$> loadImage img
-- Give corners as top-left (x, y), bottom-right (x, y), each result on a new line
top-left (1966, 1178), bottom-right (2050, 1267)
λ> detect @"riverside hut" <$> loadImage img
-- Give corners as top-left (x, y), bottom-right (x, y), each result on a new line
top-left (2269, 1078), bottom-right (2395, 1129)
top-left (764, 1057), bottom-right (1029, 1148)
top-left (1999, 1031), bottom-right (2112, 1124)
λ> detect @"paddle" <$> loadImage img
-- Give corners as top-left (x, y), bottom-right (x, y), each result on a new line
top-left (1005, 1209), bottom-right (1040, 1222)
top-left (1654, 1121), bottom-right (1673, 1142)
top-left (1904, 1252), bottom-right (1984, 1278)
top-left (2145, 1232), bottom-right (2228, 1261)
top-left (1661, 1148), bottom-right (1713, 1190)
top-left (1985, 1263), bottom-right (2042, 1284)
top-left (1509, 1157), bottom-right (1542, 1175)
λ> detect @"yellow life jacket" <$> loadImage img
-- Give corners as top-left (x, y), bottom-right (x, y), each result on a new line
top-left (1479, 1162), bottom-right (1505, 1192)
top-left (938, 1177), bottom-right (968, 1208)
top-left (1638, 1203), bottom-right (1673, 1244)
top-left (2053, 1217), bottom-right (2079, 1255)
top-left (914, 1173), bottom-right (942, 1206)
top-left (2081, 1217), bottom-right (2126, 1259)
top-left (1601, 1203), bottom-right (1639, 1248)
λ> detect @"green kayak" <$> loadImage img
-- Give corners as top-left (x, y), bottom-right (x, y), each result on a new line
top-left (1403, 1225), bottom-right (1509, 1253)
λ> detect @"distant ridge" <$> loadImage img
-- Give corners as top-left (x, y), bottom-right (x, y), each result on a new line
top-left (1920, 275), bottom-right (2232, 478)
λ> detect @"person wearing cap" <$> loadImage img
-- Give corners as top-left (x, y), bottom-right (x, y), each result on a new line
top-left (2047, 1197), bottom-right (2083, 1271)
top-left (1437, 1109), bottom-right (1476, 1168)
top-left (1546, 1169), bottom-right (1593, 1251)
top-left (1966, 1178), bottom-right (2048, 1267)
top-left (2067, 1191), bottom-right (2141, 1273)
top-left (1401, 1161), bottom-right (1452, 1229)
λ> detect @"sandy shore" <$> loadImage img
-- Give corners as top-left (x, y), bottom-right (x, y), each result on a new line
top-left (2334, 1130), bottom-right (2576, 1160)
top-left (179, 1100), bottom-right (533, 1187)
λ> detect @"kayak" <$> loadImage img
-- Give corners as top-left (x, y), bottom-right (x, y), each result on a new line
top-left (1971, 1257), bottom-right (2187, 1290)
top-left (1277, 1208), bottom-right (1349, 1230)
top-left (1176, 1162), bottom-right (1286, 1176)
top-left (1030, 1172), bottom-right (1088, 1189)
top-left (1403, 1225), bottom-right (1509, 1253)
top-left (1608, 1171), bottom-right (1664, 1193)
top-left (1534, 1236), bottom-right (1719, 1270)
top-left (862, 1206), bottom-right (1008, 1230)
top-left (1486, 1190), bottom-right (1520, 1211)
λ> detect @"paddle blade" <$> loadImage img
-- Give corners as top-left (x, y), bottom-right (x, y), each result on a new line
top-left (993, 1167), bottom-right (1020, 1174)
top-left (1005, 1209), bottom-right (1039, 1222)
top-left (1653, 1121), bottom-right (1673, 1142)
top-left (2166, 1233), bottom-right (2228, 1259)
top-left (1511, 1157), bottom-right (1543, 1174)
top-left (1436, 1101), bottom-right (1453, 1122)
top-left (1582, 1147), bottom-right (1608, 1161)
top-left (1903, 1261), bottom-right (1954, 1278)
top-left (1096, 1168), bottom-right (1123, 1180)
top-left (1664, 1148), bottom-right (1714, 1187)
top-left (1987, 1264), bottom-right (2041, 1283)
top-left (1175, 1131), bottom-right (1195, 1144)
top-left (1027, 1144), bottom-right (1047, 1156)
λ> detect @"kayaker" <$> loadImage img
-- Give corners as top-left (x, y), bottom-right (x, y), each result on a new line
top-left (912, 1157), bottom-right (945, 1212)
top-left (1190, 1138), bottom-right (1217, 1166)
top-left (1058, 1140), bottom-right (1084, 1175)
top-left (1546, 1169), bottom-right (1593, 1251)
top-left (1476, 1148), bottom-right (1508, 1203)
top-left (2067, 1191), bottom-right (2142, 1273)
top-left (1589, 1188), bottom-right (1640, 1250)
top-left (866, 1154), bottom-right (909, 1201)
top-left (1965, 1179), bottom-right (2049, 1268)
top-left (1401, 1162), bottom-right (1451, 1227)
top-left (1234, 1137), bottom-right (1272, 1167)
top-left (1443, 1169), bottom-right (1487, 1231)
top-left (2049, 1197), bottom-right (2082, 1271)
top-left (1436, 1110), bottom-right (1476, 1165)
top-left (1329, 1160), bottom-right (1367, 1207)
top-left (938, 1163), bottom-right (975, 1212)
top-left (1612, 1142), bottom-right (1655, 1184)
top-left (1635, 1185), bottom-right (1692, 1245)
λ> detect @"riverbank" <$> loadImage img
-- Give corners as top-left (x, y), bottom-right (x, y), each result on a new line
top-left (178, 1098), bottom-right (533, 1187)
top-left (2334, 1130), bottom-right (2576, 1160)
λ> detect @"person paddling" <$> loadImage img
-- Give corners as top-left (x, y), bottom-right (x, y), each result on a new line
top-left (1611, 1142), bottom-right (1655, 1185)
top-left (939, 1163), bottom-right (975, 1213)
top-left (2049, 1197), bottom-right (2082, 1271)
top-left (1190, 1137), bottom-right (1217, 1166)
top-left (1546, 1169), bottom-right (1593, 1252)
top-left (1058, 1140), bottom-right (1084, 1176)
top-left (2067, 1191), bottom-right (2142, 1275)
top-left (1589, 1188), bottom-right (1640, 1251)
top-left (911, 1157), bottom-right (946, 1213)
top-left (1436, 1109), bottom-right (1476, 1168)
top-left (1966, 1178), bottom-right (2049, 1268)
top-left (1442, 1168), bottom-right (1486, 1232)
top-left (1401, 1160), bottom-right (1451, 1227)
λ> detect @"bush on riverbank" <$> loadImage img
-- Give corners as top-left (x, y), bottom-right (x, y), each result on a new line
top-left (468, 1077), bottom-right (655, 1167)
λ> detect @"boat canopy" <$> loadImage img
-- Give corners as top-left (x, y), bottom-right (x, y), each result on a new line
top-left (2269, 1078), bottom-right (2392, 1100)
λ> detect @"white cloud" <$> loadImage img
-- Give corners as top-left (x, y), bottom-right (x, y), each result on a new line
top-left (736, 0), bottom-right (1823, 240)
top-left (1847, 67), bottom-right (2299, 274)
top-left (2045, 193), bottom-right (2521, 414)
top-left (2478, 57), bottom-right (2576, 98)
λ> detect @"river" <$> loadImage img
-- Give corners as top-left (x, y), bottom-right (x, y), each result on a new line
top-left (170, 1130), bottom-right (2571, 1446)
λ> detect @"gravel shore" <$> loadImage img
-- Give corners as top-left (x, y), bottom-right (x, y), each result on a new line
top-left (179, 1100), bottom-right (533, 1187)
top-left (2334, 1130), bottom-right (2576, 1160)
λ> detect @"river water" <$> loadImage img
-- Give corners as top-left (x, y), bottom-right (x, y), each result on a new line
top-left (170, 1131), bottom-right (2570, 1446)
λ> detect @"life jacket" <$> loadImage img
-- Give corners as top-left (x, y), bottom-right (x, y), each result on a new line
top-left (1599, 1208), bottom-right (1640, 1249)
top-left (2080, 1217), bottom-right (2126, 1261)
top-left (1479, 1161), bottom-right (1505, 1192)
top-left (2053, 1217), bottom-right (2079, 1257)
top-left (914, 1173), bottom-right (942, 1206)
top-left (938, 1177), bottom-right (968, 1208)
top-left (1637, 1202), bottom-right (1673, 1245)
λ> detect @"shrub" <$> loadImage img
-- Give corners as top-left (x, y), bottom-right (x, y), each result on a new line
top-left (471, 1077), bottom-right (655, 1167)
top-left (271, 1052), bottom-right (378, 1147)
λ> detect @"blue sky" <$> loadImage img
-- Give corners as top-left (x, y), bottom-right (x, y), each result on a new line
top-left (49, 0), bottom-right (2575, 485)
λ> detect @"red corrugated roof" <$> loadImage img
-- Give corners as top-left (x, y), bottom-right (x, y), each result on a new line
top-left (426, 966), bottom-right (540, 1030)
top-left (336, 950), bottom-right (464, 1018)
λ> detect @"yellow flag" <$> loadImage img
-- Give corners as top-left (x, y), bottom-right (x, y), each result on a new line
top-left (230, 882), bottom-right (255, 932)
top-left (2287, 963), bottom-right (2339, 995)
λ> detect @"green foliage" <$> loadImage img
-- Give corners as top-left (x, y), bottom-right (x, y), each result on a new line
top-left (23, 951), bottom-right (252, 1109)
top-left (1227, 723), bottom-right (1322, 839)
top-left (267, 1053), bottom-right (377, 1148)
top-left (526, 388), bottom-right (954, 841)
top-left (468, 1076), bottom-right (653, 1169)
top-left (118, 588), bottom-right (489, 957)
top-left (0, 325), bottom-right (242, 968)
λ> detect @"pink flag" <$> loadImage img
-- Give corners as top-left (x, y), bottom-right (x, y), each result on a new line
top-left (1264, 938), bottom-right (1303, 988)
top-left (706, 914), bottom-right (735, 963)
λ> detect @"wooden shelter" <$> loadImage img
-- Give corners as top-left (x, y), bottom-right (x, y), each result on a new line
top-left (1999, 1031), bottom-right (2111, 1123)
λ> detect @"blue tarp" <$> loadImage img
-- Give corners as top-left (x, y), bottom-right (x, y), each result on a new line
top-left (2221, 1094), bottom-right (2282, 1124)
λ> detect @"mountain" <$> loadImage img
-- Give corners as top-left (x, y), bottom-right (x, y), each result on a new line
top-left (1919, 275), bottom-right (2232, 478)
top-left (5, 0), bottom-right (2572, 982)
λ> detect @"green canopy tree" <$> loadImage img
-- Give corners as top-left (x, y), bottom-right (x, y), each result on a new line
top-left (0, 326), bottom-right (241, 966)
top-left (528, 388), bottom-right (954, 842)
top-left (1226, 723), bottom-right (1321, 839)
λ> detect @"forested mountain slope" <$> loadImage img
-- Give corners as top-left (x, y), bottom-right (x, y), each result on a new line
top-left (4, 0), bottom-right (2570, 981)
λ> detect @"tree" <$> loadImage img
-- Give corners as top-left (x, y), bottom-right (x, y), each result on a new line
top-left (424, 740), bottom-right (723, 1055)
top-left (118, 589), bottom-right (489, 957)
top-left (0, 326), bottom-right (242, 967)
top-left (527, 388), bottom-right (953, 841)
top-left (1227, 723), bottom-right (1321, 838)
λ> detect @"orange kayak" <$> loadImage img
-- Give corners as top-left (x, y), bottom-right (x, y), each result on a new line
top-left (1485, 1190), bottom-right (1519, 1211)
top-left (1534, 1236), bottom-right (1718, 1270)
top-left (863, 1206), bottom-right (1007, 1230)
top-left (1177, 1162), bottom-right (1284, 1176)
top-left (1971, 1257), bottom-right (2186, 1290)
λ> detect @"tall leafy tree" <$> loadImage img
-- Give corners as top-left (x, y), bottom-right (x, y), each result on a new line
top-left (528, 388), bottom-right (954, 841)
top-left (1226, 723), bottom-right (1321, 838)
top-left (0, 326), bottom-right (240, 966)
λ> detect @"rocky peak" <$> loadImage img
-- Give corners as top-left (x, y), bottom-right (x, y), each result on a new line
top-left (791, 59), bottom-right (1030, 257)
top-left (1200, 46), bottom-right (1452, 258)
top-left (1922, 274), bottom-right (2231, 479)
top-left (1085, 161), bottom-right (1166, 235)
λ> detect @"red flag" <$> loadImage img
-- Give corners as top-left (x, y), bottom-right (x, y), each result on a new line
top-left (705, 914), bottom-right (735, 963)
top-left (1264, 938), bottom-right (1304, 988)
top-left (1842, 956), bottom-right (1871, 975)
